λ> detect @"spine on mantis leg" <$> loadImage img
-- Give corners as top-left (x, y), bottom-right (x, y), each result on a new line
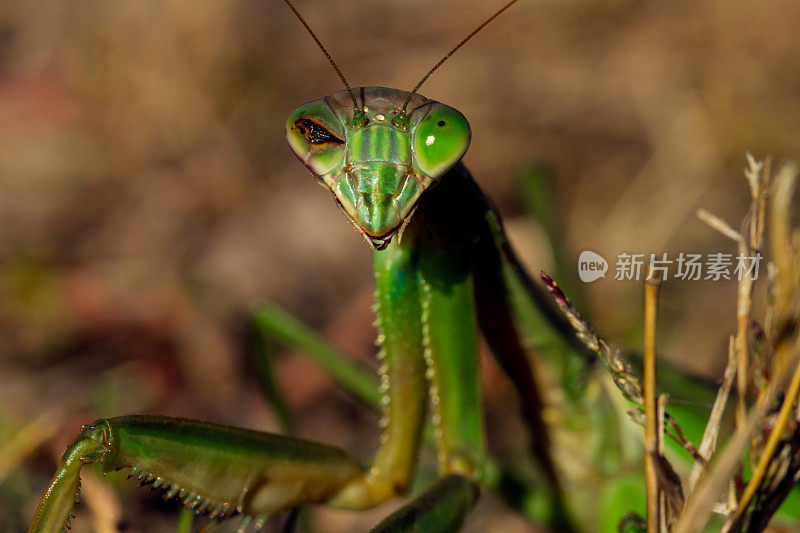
top-left (30, 416), bottom-right (363, 532)
top-left (402, 162), bottom-right (488, 480)
top-left (418, 236), bottom-right (486, 479)
top-left (29, 432), bottom-right (101, 532)
top-left (330, 240), bottom-right (428, 508)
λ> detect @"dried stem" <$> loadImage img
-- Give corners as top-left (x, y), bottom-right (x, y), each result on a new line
top-left (697, 209), bottom-right (743, 242)
top-left (673, 390), bottom-right (774, 533)
top-left (744, 153), bottom-right (768, 251)
top-left (696, 206), bottom-right (754, 433)
top-left (644, 265), bottom-right (662, 533)
top-left (728, 341), bottom-right (800, 526)
top-left (698, 160), bottom-right (767, 493)
top-left (664, 413), bottom-right (705, 464)
top-left (687, 158), bottom-right (800, 532)
top-left (725, 162), bottom-right (800, 527)
top-left (688, 336), bottom-right (737, 495)
top-left (734, 239), bottom-right (754, 432)
top-left (657, 396), bottom-right (668, 533)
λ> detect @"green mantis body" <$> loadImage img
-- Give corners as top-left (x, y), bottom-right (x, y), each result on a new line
top-left (29, 75), bottom-right (572, 530)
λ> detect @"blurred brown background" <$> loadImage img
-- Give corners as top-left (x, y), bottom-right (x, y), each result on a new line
top-left (1, 0), bottom-right (799, 531)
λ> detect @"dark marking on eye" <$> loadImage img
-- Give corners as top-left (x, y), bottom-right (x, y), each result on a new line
top-left (437, 120), bottom-right (446, 127)
top-left (295, 118), bottom-right (344, 145)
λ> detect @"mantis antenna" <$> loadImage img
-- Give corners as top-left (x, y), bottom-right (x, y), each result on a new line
top-left (401, 0), bottom-right (521, 113)
top-left (282, 0), bottom-right (360, 114)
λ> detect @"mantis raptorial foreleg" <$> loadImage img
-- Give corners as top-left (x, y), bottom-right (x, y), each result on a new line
top-left (29, 417), bottom-right (364, 532)
top-left (330, 241), bottom-right (428, 508)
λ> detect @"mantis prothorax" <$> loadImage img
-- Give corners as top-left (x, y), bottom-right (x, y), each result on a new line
top-left (28, 1), bottom-right (587, 531)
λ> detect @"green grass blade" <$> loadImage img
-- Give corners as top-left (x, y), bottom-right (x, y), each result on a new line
top-left (249, 318), bottom-right (295, 434)
top-left (252, 303), bottom-right (381, 409)
top-left (175, 508), bottom-right (193, 533)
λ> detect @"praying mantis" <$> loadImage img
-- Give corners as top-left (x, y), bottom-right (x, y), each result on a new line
top-left (30, 1), bottom-right (781, 532)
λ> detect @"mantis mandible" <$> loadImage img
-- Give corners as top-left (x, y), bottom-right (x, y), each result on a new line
top-left (27, 1), bottom-right (620, 531)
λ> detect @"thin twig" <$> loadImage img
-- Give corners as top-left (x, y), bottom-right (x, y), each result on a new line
top-left (688, 337), bottom-right (737, 495)
top-left (698, 181), bottom-right (760, 457)
top-left (644, 265), bottom-right (662, 533)
top-left (697, 209), bottom-right (743, 243)
top-left (625, 409), bottom-right (704, 464)
top-left (655, 396), bottom-right (685, 529)
top-left (753, 156), bottom-right (770, 251)
top-left (743, 153), bottom-right (767, 250)
top-left (664, 413), bottom-right (705, 464)
top-left (657, 396), bottom-right (668, 533)
top-left (734, 239), bottom-right (754, 432)
top-left (696, 205), bottom-right (753, 431)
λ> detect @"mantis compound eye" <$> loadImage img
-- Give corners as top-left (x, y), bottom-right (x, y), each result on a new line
top-left (286, 100), bottom-right (347, 176)
top-left (412, 104), bottom-right (471, 179)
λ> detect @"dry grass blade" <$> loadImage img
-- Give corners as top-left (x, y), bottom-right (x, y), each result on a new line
top-left (676, 158), bottom-right (800, 532)
top-left (697, 209), bottom-right (743, 243)
top-left (0, 412), bottom-right (60, 482)
top-left (688, 337), bottom-right (737, 495)
top-left (672, 392), bottom-right (773, 533)
top-left (727, 343), bottom-right (800, 529)
top-left (697, 180), bottom-right (762, 435)
top-left (767, 162), bottom-right (797, 298)
top-left (81, 471), bottom-right (124, 533)
top-left (656, 396), bottom-right (685, 529)
top-left (743, 153), bottom-right (769, 250)
top-left (733, 238), bottom-right (755, 432)
top-left (726, 162), bottom-right (800, 529)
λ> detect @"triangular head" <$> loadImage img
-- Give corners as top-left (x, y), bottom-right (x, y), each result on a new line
top-left (286, 86), bottom-right (470, 249)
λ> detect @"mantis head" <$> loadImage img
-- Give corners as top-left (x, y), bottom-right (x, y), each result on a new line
top-left (286, 87), bottom-right (470, 249)
top-left (281, 0), bottom-right (517, 249)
